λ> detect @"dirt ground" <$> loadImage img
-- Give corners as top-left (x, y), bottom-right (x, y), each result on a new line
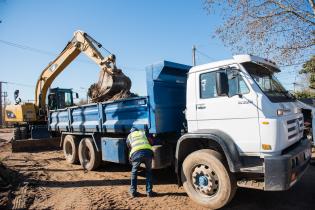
top-left (0, 128), bottom-right (315, 210)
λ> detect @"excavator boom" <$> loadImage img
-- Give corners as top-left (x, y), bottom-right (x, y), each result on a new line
top-left (35, 30), bottom-right (131, 113)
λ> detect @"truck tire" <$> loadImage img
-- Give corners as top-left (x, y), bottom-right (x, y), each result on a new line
top-left (13, 127), bottom-right (21, 140)
top-left (181, 149), bottom-right (236, 209)
top-left (63, 135), bottom-right (79, 164)
top-left (78, 137), bottom-right (101, 171)
top-left (20, 127), bottom-right (28, 139)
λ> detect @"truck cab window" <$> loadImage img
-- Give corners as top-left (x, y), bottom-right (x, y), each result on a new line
top-left (200, 69), bottom-right (249, 99)
top-left (200, 72), bottom-right (217, 99)
top-left (228, 72), bottom-right (249, 96)
top-left (242, 62), bottom-right (295, 102)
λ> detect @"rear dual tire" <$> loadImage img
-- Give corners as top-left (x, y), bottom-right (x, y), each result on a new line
top-left (78, 137), bottom-right (101, 171)
top-left (63, 135), bottom-right (101, 171)
top-left (63, 135), bottom-right (79, 164)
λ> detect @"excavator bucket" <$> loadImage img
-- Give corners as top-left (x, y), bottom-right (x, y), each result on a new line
top-left (88, 68), bottom-right (134, 102)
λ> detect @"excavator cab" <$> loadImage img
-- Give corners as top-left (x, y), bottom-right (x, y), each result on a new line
top-left (48, 88), bottom-right (77, 110)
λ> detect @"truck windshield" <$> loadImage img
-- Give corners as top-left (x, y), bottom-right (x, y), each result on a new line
top-left (242, 62), bottom-right (295, 102)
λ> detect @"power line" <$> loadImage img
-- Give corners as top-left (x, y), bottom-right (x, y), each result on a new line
top-left (0, 39), bottom-right (56, 56)
top-left (0, 38), bottom-right (145, 71)
top-left (6, 81), bottom-right (35, 88)
top-left (195, 49), bottom-right (214, 61)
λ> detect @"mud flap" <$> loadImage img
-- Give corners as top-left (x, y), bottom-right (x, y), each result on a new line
top-left (11, 137), bottom-right (61, 153)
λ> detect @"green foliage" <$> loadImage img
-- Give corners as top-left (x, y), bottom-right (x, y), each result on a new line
top-left (299, 55), bottom-right (315, 89)
top-left (300, 55), bottom-right (315, 74)
top-left (294, 90), bottom-right (315, 99)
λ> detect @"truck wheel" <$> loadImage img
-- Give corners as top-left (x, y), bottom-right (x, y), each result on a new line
top-left (63, 135), bottom-right (79, 164)
top-left (13, 127), bottom-right (21, 140)
top-left (181, 149), bottom-right (236, 209)
top-left (20, 127), bottom-right (28, 139)
top-left (78, 137), bottom-right (101, 171)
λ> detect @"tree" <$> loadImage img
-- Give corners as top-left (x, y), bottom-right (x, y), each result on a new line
top-left (294, 90), bottom-right (315, 98)
top-left (299, 55), bottom-right (315, 88)
top-left (204, 0), bottom-right (315, 65)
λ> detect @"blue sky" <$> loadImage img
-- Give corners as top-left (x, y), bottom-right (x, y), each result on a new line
top-left (0, 0), bottom-right (297, 103)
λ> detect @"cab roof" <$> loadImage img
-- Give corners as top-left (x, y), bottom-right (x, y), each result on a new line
top-left (189, 54), bottom-right (280, 74)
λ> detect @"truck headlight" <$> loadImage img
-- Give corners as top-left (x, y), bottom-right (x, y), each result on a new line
top-left (277, 109), bottom-right (290, 116)
top-left (294, 108), bottom-right (301, 114)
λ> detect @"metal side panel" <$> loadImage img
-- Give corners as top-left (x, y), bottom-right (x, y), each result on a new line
top-left (102, 97), bottom-right (150, 133)
top-left (101, 137), bottom-right (127, 164)
top-left (71, 103), bottom-right (101, 132)
top-left (49, 109), bottom-right (69, 132)
top-left (146, 60), bottom-right (191, 134)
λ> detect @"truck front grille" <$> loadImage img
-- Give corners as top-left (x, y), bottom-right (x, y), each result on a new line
top-left (287, 117), bottom-right (304, 140)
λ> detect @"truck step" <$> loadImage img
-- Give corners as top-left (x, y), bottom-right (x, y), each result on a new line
top-left (237, 179), bottom-right (264, 190)
top-left (240, 166), bottom-right (264, 173)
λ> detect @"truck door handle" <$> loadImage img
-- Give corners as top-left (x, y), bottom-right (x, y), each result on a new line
top-left (197, 104), bottom-right (206, 109)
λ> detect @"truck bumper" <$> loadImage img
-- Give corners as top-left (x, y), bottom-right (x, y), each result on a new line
top-left (264, 138), bottom-right (311, 191)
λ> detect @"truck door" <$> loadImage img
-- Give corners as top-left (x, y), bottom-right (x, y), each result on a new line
top-left (195, 65), bottom-right (260, 154)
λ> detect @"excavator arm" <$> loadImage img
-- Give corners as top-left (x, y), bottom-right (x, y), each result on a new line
top-left (35, 30), bottom-right (131, 113)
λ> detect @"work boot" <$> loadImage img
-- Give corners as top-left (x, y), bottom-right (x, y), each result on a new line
top-left (147, 191), bottom-right (157, 197)
top-left (129, 191), bottom-right (139, 198)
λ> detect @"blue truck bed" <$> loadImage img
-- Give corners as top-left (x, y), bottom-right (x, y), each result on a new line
top-left (49, 61), bottom-right (191, 135)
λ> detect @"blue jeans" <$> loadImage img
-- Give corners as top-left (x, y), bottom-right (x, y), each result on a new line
top-left (130, 156), bottom-right (153, 194)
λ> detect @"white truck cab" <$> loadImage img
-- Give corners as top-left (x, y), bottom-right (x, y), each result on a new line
top-left (176, 54), bottom-right (311, 209)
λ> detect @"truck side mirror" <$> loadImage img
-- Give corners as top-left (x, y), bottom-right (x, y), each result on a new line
top-left (75, 93), bottom-right (79, 99)
top-left (216, 72), bottom-right (229, 96)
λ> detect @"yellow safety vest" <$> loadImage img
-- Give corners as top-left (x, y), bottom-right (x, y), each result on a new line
top-left (128, 130), bottom-right (153, 157)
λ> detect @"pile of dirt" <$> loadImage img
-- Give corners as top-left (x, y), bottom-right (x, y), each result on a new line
top-left (87, 67), bottom-right (137, 103)
top-left (106, 90), bottom-right (138, 101)
top-left (0, 162), bottom-right (15, 209)
top-left (0, 161), bottom-right (37, 210)
top-left (0, 166), bottom-right (8, 207)
top-left (88, 84), bottom-right (137, 103)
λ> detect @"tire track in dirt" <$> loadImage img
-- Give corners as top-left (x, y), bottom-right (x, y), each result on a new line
top-left (2, 147), bottom-right (206, 210)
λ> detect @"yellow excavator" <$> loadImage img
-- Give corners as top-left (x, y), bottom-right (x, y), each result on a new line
top-left (5, 30), bottom-right (131, 151)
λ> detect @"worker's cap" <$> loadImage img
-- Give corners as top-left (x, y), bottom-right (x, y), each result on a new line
top-left (130, 126), bottom-right (139, 133)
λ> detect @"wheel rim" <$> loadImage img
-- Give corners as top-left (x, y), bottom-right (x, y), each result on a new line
top-left (65, 141), bottom-right (73, 157)
top-left (192, 164), bottom-right (219, 197)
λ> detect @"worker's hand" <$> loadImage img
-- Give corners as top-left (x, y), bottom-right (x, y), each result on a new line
top-left (147, 136), bottom-right (154, 145)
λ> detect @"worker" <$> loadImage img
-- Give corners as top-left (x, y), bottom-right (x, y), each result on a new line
top-left (127, 126), bottom-right (157, 198)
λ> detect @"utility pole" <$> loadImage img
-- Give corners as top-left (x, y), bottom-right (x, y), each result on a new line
top-left (0, 81), bottom-right (7, 127)
top-left (192, 45), bottom-right (196, 66)
top-left (3, 91), bottom-right (7, 127)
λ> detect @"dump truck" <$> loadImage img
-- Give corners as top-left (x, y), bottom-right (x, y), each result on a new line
top-left (5, 30), bottom-right (132, 151)
top-left (49, 55), bottom-right (311, 209)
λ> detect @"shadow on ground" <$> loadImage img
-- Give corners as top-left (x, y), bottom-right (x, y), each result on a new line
top-left (223, 164), bottom-right (315, 210)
